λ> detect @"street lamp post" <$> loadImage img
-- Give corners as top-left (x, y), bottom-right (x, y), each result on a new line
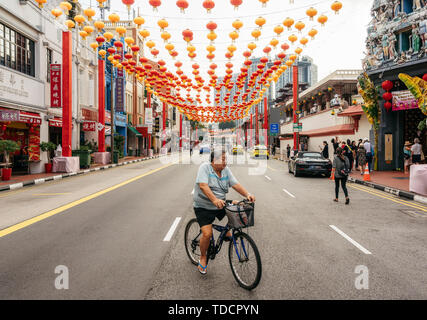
top-left (292, 63), bottom-right (299, 151)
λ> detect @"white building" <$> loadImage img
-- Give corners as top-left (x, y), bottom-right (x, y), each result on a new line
top-left (0, 0), bottom-right (98, 174)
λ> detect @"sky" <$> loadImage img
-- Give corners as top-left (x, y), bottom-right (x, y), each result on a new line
top-left (78, 0), bottom-right (374, 82)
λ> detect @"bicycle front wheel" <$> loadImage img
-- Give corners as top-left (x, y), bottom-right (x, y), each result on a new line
top-left (228, 232), bottom-right (262, 290)
top-left (184, 218), bottom-right (202, 266)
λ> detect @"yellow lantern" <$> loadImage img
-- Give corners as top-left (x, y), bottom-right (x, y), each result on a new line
top-left (306, 7), bottom-right (318, 21)
top-left (103, 32), bottom-right (114, 41)
top-left (83, 26), bottom-right (95, 35)
top-left (187, 45), bottom-right (196, 53)
top-left (108, 55), bottom-right (114, 62)
top-left (229, 31), bottom-right (239, 42)
top-left (146, 40), bottom-right (155, 49)
top-left (285, 60), bottom-right (293, 67)
top-left (90, 42), bottom-right (99, 51)
top-left (94, 21), bottom-right (105, 32)
top-left (74, 15), bottom-right (86, 27)
top-left (331, 1), bottom-right (343, 14)
top-left (255, 16), bottom-right (266, 29)
top-left (108, 13), bottom-right (120, 25)
top-left (84, 8), bottom-right (96, 21)
top-left (283, 17), bottom-right (294, 31)
top-left (116, 26), bottom-right (127, 37)
top-left (295, 47), bottom-right (303, 55)
top-left (207, 31), bottom-right (217, 42)
top-left (139, 29), bottom-right (150, 40)
top-left (98, 49), bottom-right (107, 58)
top-left (124, 37), bottom-right (134, 46)
top-left (308, 28), bottom-right (318, 39)
top-left (165, 43), bottom-right (175, 51)
top-left (134, 16), bottom-right (145, 29)
top-left (317, 15), bottom-right (328, 26)
top-left (161, 31), bottom-right (171, 42)
top-left (79, 31), bottom-right (88, 40)
top-left (248, 42), bottom-right (257, 51)
top-left (274, 25), bottom-right (284, 36)
top-left (51, 8), bottom-right (63, 19)
top-left (232, 19), bottom-right (243, 31)
top-left (288, 34), bottom-right (297, 44)
top-left (65, 20), bottom-right (75, 30)
top-left (270, 38), bottom-right (279, 48)
top-left (299, 37), bottom-right (308, 46)
top-left (289, 54), bottom-right (297, 61)
top-left (60, 2), bottom-right (72, 14)
top-left (295, 21), bottom-right (305, 33)
top-left (157, 19), bottom-right (169, 31)
top-left (207, 45), bottom-right (216, 53)
top-left (97, 0), bottom-right (107, 8)
top-left (251, 29), bottom-right (261, 41)
top-left (35, 0), bottom-right (47, 8)
top-left (259, 0), bottom-right (269, 7)
top-left (227, 44), bottom-right (236, 53)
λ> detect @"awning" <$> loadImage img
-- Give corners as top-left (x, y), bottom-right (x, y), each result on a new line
top-left (128, 126), bottom-right (142, 136)
top-left (300, 124), bottom-right (355, 137)
top-left (337, 105), bottom-right (364, 117)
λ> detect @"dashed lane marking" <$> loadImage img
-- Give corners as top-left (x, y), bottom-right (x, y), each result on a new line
top-left (329, 225), bottom-right (372, 255)
top-left (163, 217), bottom-right (182, 242)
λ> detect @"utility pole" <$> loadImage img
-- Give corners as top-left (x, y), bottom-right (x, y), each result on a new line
top-left (110, 66), bottom-right (115, 163)
top-left (292, 63), bottom-right (299, 152)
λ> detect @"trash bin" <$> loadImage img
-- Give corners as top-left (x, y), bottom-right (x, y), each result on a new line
top-left (72, 150), bottom-right (91, 169)
top-left (113, 150), bottom-right (119, 164)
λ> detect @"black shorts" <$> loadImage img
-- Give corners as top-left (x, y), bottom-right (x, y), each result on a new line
top-left (412, 154), bottom-right (421, 163)
top-left (194, 207), bottom-right (226, 228)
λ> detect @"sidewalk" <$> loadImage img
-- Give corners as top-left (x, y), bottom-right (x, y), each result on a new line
top-left (348, 169), bottom-right (427, 204)
top-left (0, 155), bottom-right (161, 192)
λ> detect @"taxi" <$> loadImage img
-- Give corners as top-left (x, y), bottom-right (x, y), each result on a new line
top-left (232, 145), bottom-right (244, 155)
top-left (252, 145), bottom-right (269, 159)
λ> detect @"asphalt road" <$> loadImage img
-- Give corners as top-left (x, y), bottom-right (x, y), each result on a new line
top-left (1, 153), bottom-right (427, 299)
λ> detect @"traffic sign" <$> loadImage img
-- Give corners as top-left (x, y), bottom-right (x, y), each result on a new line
top-left (270, 123), bottom-right (279, 134)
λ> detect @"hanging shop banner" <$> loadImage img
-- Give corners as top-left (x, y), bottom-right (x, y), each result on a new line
top-left (82, 121), bottom-right (96, 132)
top-left (82, 108), bottom-right (98, 121)
top-left (105, 110), bottom-right (111, 124)
top-left (145, 108), bottom-right (153, 125)
top-left (50, 64), bottom-right (62, 108)
top-left (115, 77), bottom-right (125, 112)
top-left (392, 90), bottom-right (419, 111)
top-left (28, 126), bottom-right (41, 161)
top-left (0, 108), bottom-right (19, 122)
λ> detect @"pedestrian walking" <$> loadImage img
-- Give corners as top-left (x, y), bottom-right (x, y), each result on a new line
top-left (364, 138), bottom-right (373, 172)
top-left (357, 143), bottom-right (367, 175)
top-left (286, 144), bottom-right (291, 160)
top-left (190, 141), bottom-right (194, 156)
top-left (319, 141), bottom-right (329, 159)
top-left (411, 138), bottom-right (422, 165)
top-left (332, 147), bottom-right (350, 205)
top-left (331, 138), bottom-right (339, 154)
top-left (403, 141), bottom-right (412, 174)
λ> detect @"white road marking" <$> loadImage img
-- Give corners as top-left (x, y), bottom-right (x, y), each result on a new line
top-left (282, 188), bottom-right (296, 198)
top-left (265, 175), bottom-right (271, 181)
top-left (163, 217), bottom-right (182, 242)
top-left (329, 225), bottom-right (372, 255)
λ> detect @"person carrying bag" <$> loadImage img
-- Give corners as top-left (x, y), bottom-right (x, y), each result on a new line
top-left (332, 147), bottom-right (350, 205)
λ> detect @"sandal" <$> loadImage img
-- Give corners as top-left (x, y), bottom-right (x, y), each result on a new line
top-left (224, 232), bottom-right (233, 242)
top-left (333, 199), bottom-right (338, 202)
top-left (198, 260), bottom-right (208, 275)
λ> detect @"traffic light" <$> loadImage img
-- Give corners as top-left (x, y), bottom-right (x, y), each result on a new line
top-left (154, 118), bottom-right (160, 133)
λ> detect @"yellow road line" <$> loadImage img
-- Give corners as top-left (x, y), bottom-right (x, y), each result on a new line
top-left (267, 165), bottom-right (277, 171)
top-left (0, 163), bottom-right (173, 238)
top-left (349, 184), bottom-right (427, 209)
top-left (349, 185), bottom-right (427, 212)
top-left (31, 193), bottom-right (72, 196)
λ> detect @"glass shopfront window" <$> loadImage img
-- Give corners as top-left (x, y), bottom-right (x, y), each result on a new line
top-left (0, 21), bottom-right (35, 77)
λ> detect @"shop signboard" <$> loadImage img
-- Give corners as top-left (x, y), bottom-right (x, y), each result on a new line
top-left (115, 77), bottom-right (125, 112)
top-left (82, 108), bottom-right (98, 121)
top-left (145, 108), bottom-right (153, 125)
top-left (50, 64), bottom-right (61, 108)
top-left (115, 113), bottom-right (127, 127)
top-left (0, 108), bottom-right (19, 122)
top-left (105, 110), bottom-right (111, 124)
top-left (83, 121), bottom-right (96, 131)
top-left (19, 113), bottom-right (42, 125)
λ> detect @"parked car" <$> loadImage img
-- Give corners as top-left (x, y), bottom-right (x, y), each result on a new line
top-left (251, 145), bottom-right (269, 159)
top-left (288, 151), bottom-right (332, 177)
top-left (199, 144), bottom-right (211, 154)
top-left (232, 145), bottom-right (244, 155)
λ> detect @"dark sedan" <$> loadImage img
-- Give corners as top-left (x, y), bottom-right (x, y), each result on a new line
top-left (288, 151), bottom-right (332, 177)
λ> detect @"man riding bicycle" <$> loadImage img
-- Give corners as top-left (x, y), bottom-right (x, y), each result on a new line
top-left (193, 148), bottom-right (256, 274)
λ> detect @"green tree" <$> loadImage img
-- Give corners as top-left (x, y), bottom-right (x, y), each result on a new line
top-left (0, 140), bottom-right (20, 168)
top-left (219, 121), bottom-right (236, 130)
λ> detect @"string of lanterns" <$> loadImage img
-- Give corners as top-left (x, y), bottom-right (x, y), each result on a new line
top-left (39, 0), bottom-right (342, 123)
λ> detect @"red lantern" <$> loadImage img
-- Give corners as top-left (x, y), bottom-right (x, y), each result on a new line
top-left (423, 74), bottom-right (427, 82)
top-left (149, 0), bottom-right (161, 11)
top-left (206, 21), bottom-right (217, 31)
top-left (122, 0), bottom-right (135, 10)
top-left (281, 43), bottom-right (290, 51)
top-left (176, 0), bottom-right (189, 13)
top-left (203, 0), bottom-right (215, 13)
top-left (382, 92), bottom-right (392, 101)
top-left (384, 101), bottom-right (392, 112)
top-left (230, 0), bottom-right (243, 9)
top-left (381, 80), bottom-right (393, 91)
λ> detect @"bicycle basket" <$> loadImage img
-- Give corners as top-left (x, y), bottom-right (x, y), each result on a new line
top-left (225, 202), bottom-right (255, 228)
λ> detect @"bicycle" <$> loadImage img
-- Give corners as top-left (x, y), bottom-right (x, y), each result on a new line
top-left (184, 200), bottom-right (262, 290)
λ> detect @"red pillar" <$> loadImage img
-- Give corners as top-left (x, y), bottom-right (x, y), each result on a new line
top-left (249, 114), bottom-right (253, 148)
top-left (147, 93), bottom-right (152, 151)
top-left (98, 59), bottom-right (105, 152)
top-left (179, 113), bottom-right (182, 148)
top-left (255, 105), bottom-right (259, 145)
top-left (264, 96), bottom-right (268, 147)
top-left (62, 31), bottom-right (72, 157)
top-left (162, 102), bottom-right (167, 147)
top-left (293, 65), bottom-right (299, 151)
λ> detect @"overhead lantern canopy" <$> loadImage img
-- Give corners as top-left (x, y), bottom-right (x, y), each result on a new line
top-left (108, 13), bottom-right (120, 26)
top-left (294, 21), bottom-right (305, 33)
top-left (84, 7), bottom-right (96, 21)
top-left (283, 17), bottom-right (294, 31)
top-left (203, 0), bottom-right (215, 13)
top-left (176, 0), bottom-right (189, 13)
top-left (134, 16), bottom-right (145, 29)
top-left (35, 0), bottom-right (47, 8)
top-left (232, 19), bottom-right (243, 32)
top-left (230, 0), bottom-right (243, 10)
top-left (255, 16), bottom-right (266, 29)
top-left (331, 1), bottom-right (343, 14)
top-left (51, 8), bottom-right (63, 19)
top-left (158, 19), bottom-right (169, 32)
top-left (149, 0), bottom-right (162, 11)
top-left (317, 15), bottom-right (328, 26)
top-left (97, 0), bottom-right (108, 8)
top-left (306, 7), bottom-right (318, 21)
top-left (94, 21), bottom-right (105, 32)
top-left (308, 28), bottom-right (318, 39)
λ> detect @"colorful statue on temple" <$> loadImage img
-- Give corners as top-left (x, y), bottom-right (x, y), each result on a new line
top-left (388, 32), bottom-right (398, 60)
top-left (393, 0), bottom-right (401, 18)
top-left (382, 32), bottom-right (390, 60)
top-left (410, 24), bottom-right (421, 54)
top-left (413, 0), bottom-right (425, 11)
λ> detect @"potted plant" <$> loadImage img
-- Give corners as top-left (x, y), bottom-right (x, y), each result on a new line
top-left (0, 140), bottom-right (20, 181)
top-left (40, 142), bottom-right (56, 173)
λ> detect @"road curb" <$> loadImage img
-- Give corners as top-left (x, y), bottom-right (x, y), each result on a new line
top-left (0, 155), bottom-right (161, 193)
top-left (347, 176), bottom-right (427, 205)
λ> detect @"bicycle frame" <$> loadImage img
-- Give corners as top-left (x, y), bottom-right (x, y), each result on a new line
top-left (208, 224), bottom-right (249, 262)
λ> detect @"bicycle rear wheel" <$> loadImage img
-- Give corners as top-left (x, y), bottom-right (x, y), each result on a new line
top-left (184, 218), bottom-right (202, 265)
top-left (228, 231), bottom-right (262, 290)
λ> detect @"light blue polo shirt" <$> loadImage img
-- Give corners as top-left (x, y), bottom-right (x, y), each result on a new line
top-left (193, 162), bottom-right (239, 210)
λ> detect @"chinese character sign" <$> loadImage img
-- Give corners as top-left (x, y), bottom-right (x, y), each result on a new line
top-left (50, 64), bottom-right (62, 108)
top-left (82, 121), bottom-right (96, 131)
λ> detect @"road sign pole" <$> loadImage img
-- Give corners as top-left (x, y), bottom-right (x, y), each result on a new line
top-left (293, 64), bottom-right (299, 151)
